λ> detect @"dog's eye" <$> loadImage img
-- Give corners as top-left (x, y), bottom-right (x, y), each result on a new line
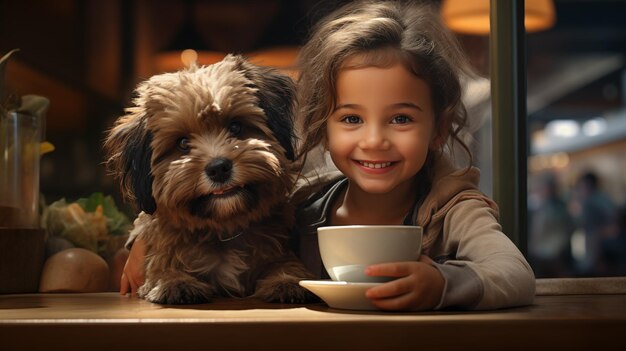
top-left (177, 137), bottom-right (191, 152)
top-left (228, 121), bottom-right (242, 136)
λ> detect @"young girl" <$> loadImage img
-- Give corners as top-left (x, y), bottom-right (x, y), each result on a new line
top-left (290, 0), bottom-right (535, 311)
top-left (121, 0), bottom-right (535, 310)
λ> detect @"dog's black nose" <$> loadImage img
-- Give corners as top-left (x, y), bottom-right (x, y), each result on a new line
top-left (205, 158), bottom-right (232, 183)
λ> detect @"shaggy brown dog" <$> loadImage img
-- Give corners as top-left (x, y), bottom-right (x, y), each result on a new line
top-left (104, 55), bottom-right (314, 304)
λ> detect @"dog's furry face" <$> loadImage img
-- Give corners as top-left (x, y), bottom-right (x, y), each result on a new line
top-left (105, 55), bottom-right (296, 234)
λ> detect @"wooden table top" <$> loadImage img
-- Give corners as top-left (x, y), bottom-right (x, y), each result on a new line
top-left (1, 292), bottom-right (625, 350)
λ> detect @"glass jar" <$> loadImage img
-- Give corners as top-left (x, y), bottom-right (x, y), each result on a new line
top-left (0, 110), bottom-right (42, 228)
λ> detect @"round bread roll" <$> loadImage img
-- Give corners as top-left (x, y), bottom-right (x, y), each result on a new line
top-left (39, 248), bottom-right (109, 293)
top-left (44, 236), bottom-right (75, 259)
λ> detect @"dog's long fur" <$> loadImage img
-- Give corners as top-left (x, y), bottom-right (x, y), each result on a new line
top-left (104, 55), bottom-right (314, 304)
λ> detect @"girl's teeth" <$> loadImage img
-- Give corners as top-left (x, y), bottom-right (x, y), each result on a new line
top-left (360, 161), bottom-right (392, 169)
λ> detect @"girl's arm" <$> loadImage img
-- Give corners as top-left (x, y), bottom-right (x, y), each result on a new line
top-left (432, 199), bottom-right (536, 310)
top-left (362, 198), bottom-right (534, 311)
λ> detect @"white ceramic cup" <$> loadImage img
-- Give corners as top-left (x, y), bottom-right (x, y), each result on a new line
top-left (317, 225), bottom-right (423, 283)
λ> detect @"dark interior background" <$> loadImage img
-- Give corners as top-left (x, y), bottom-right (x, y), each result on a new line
top-left (2, 0), bottom-right (625, 277)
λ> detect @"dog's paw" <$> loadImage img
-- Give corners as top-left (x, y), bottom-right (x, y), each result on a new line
top-left (255, 277), bottom-right (320, 304)
top-left (139, 281), bottom-right (212, 305)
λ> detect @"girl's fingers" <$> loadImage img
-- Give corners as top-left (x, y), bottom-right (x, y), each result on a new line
top-left (369, 291), bottom-right (417, 311)
top-left (127, 273), bottom-right (139, 295)
top-left (367, 277), bottom-right (432, 311)
top-left (366, 261), bottom-right (416, 277)
top-left (365, 276), bottom-right (412, 299)
top-left (121, 266), bottom-right (140, 296)
top-left (120, 273), bottom-right (129, 295)
top-left (365, 256), bottom-right (444, 311)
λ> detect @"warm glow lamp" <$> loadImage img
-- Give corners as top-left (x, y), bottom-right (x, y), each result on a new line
top-left (441, 0), bottom-right (556, 35)
top-left (154, 50), bottom-right (226, 73)
top-left (152, 0), bottom-right (299, 74)
top-left (247, 46), bottom-right (300, 79)
top-left (152, 0), bottom-right (227, 73)
top-left (153, 47), bottom-right (300, 76)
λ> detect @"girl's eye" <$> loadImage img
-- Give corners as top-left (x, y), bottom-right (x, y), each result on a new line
top-left (229, 121), bottom-right (242, 136)
top-left (177, 137), bottom-right (191, 152)
top-left (341, 115), bottom-right (362, 124)
top-left (391, 115), bottom-right (412, 124)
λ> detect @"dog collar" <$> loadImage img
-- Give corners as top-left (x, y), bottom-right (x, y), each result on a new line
top-left (218, 230), bottom-right (244, 242)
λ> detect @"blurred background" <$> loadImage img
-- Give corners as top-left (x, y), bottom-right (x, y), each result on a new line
top-left (1, 0), bottom-right (625, 278)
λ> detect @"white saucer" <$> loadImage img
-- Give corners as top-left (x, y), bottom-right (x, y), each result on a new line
top-left (299, 280), bottom-right (382, 311)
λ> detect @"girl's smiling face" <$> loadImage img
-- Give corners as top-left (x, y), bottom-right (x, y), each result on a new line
top-left (326, 56), bottom-right (436, 195)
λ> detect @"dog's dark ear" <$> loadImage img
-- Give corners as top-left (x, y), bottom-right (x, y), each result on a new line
top-left (104, 112), bottom-right (157, 214)
top-left (236, 57), bottom-right (296, 161)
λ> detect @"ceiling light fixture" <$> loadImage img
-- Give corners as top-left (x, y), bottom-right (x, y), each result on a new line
top-left (441, 0), bottom-right (556, 35)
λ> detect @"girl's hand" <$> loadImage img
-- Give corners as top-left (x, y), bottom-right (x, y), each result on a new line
top-left (364, 255), bottom-right (444, 311)
top-left (120, 237), bottom-right (146, 296)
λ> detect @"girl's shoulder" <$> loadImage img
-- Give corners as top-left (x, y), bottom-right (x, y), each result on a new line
top-left (290, 170), bottom-right (345, 207)
top-left (290, 171), bottom-right (347, 236)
